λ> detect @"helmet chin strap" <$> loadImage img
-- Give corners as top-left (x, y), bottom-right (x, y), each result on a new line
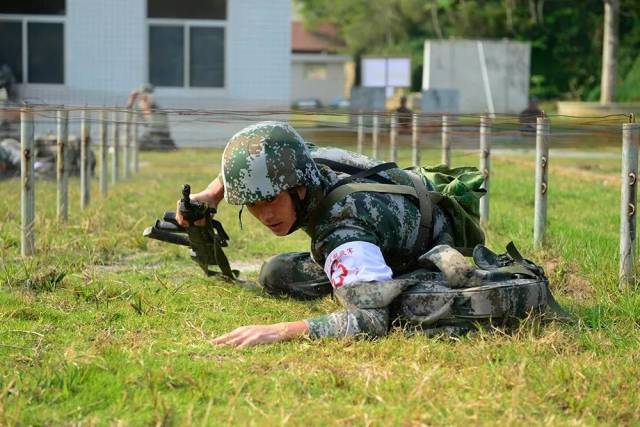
top-left (286, 188), bottom-right (307, 235)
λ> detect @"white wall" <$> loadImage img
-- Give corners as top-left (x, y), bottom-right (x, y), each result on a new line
top-left (227, 0), bottom-right (290, 102)
top-left (291, 54), bottom-right (348, 105)
top-left (13, 0), bottom-right (292, 146)
top-left (18, 0), bottom-right (146, 106)
top-left (423, 40), bottom-right (530, 114)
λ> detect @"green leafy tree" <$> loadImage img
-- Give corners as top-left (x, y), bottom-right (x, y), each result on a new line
top-left (295, 0), bottom-right (640, 100)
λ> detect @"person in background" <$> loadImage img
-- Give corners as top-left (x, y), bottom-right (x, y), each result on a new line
top-left (395, 95), bottom-right (413, 134)
top-left (519, 98), bottom-right (543, 133)
top-left (126, 84), bottom-right (176, 150)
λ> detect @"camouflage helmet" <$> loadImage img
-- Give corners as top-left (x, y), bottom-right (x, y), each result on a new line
top-left (222, 121), bottom-right (322, 205)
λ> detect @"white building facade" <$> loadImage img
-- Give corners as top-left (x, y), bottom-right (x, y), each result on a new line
top-left (0, 0), bottom-right (291, 109)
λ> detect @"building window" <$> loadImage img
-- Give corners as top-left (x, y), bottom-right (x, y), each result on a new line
top-left (147, 1), bottom-right (226, 88)
top-left (149, 26), bottom-right (184, 87)
top-left (189, 27), bottom-right (224, 87)
top-left (0, 0), bottom-right (66, 16)
top-left (148, 0), bottom-right (225, 20)
top-left (0, 19), bottom-right (65, 84)
top-left (304, 64), bottom-right (328, 81)
top-left (0, 21), bottom-right (22, 83)
top-left (28, 23), bottom-right (64, 83)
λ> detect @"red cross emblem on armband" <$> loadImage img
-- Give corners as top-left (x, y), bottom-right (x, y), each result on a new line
top-left (330, 260), bottom-right (349, 288)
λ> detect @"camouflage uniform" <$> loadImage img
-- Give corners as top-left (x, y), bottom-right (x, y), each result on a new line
top-left (223, 121), bottom-right (458, 339)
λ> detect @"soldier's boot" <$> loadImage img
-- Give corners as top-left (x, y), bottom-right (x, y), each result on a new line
top-left (259, 252), bottom-right (332, 300)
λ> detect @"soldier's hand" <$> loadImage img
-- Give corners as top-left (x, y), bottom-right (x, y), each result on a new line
top-left (211, 321), bottom-right (308, 348)
top-left (175, 199), bottom-right (205, 227)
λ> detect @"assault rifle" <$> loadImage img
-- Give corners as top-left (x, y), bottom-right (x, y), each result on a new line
top-left (143, 184), bottom-right (237, 279)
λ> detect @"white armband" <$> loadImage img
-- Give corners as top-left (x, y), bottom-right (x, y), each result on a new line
top-left (324, 241), bottom-right (393, 288)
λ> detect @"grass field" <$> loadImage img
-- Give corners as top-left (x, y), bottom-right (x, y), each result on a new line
top-left (1, 143), bottom-right (639, 426)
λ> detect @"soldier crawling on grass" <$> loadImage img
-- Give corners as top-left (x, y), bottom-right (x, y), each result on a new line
top-left (174, 121), bottom-right (555, 347)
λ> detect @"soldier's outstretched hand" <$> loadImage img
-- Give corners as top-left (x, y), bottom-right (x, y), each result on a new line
top-left (211, 321), bottom-right (308, 348)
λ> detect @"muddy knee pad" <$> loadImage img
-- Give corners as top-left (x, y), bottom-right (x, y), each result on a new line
top-left (259, 252), bottom-right (331, 300)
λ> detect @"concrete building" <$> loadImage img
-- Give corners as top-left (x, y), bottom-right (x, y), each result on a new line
top-left (422, 39), bottom-right (531, 114)
top-left (0, 0), bottom-right (291, 145)
top-left (290, 21), bottom-right (350, 107)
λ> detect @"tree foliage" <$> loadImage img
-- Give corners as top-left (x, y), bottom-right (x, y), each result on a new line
top-left (295, 0), bottom-right (640, 100)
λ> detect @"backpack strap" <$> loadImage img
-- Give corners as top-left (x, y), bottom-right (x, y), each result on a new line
top-left (314, 158), bottom-right (398, 186)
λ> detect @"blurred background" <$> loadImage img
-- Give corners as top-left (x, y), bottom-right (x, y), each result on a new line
top-left (0, 0), bottom-right (638, 147)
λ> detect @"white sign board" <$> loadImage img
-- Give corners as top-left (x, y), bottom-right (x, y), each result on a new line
top-left (386, 58), bottom-right (411, 86)
top-left (361, 57), bottom-right (411, 88)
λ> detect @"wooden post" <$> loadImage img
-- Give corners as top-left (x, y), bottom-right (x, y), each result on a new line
top-left (600, 0), bottom-right (619, 105)
top-left (534, 116), bottom-right (550, 249)
top-left (389, 113), bottom-right (398, 163)
top-left (99, 110), bottom-right (108, 196)
top-left (411, 113), bottom-right (420, 166)
top-left (112, 110), bottom-right (120, 184)
top-left (619, 122), bottom-right (640, 289)
top-left (479, 114), bottom-right (491, 226)
top-left (372, 114), bottom-right (379, 159)
top-left (123, 109), bottom-right (131, 179)
top-left (441, 115), bottom-right (451, 167)
top-left (21, 108), bottom-right (35, 256)
top-left (357, 113), bottom-right (364, 154)
top-left (133, 113), bottom-right (139, 173)
top-left (56, 109), bottom-right (69, 223)
top-left (80, 109), bottom-right (91, 209)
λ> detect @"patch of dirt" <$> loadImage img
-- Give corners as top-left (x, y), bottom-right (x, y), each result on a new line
top-left (542, 256), bottom-right (595, 301)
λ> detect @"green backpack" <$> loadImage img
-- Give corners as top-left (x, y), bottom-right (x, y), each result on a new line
top-left (415, 164), bottom-right (486, 254)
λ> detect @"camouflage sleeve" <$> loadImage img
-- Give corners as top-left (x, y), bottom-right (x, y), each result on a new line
top-left (305, 308), bottom-right (389, 339)
top-left (311, 191), bottom-right (421, 269)
top-left (303, 277), bottom-right (419, 339)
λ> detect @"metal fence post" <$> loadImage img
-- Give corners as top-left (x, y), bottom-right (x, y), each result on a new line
top-left (441, 115), bottom-right (451, 167)
top-left (124, 109), bottom-right (131, 179)
top-left (133, 113), bottom-right (139, 173)
top-left (99, 110), bottom-right (108, 196)
top-left (389, 113), bottom-right (398, 163)
top-left (479, 114), bottom-right (491, 226)
top-left (372, 114), bottom-right (379, 159)
top-left (412, 113), bottom-right (420, 166)
top-left (112, 110), bottom-right (120, 184)
top-left (534, 116), bottom-right (550, 249)
top-left (80, 109), bottom-right (91, 209)
top-left (357, 113), bottom-right (364, 154)
top-left (21, 107), bottom-right (35, 256)
top-left (56, 109), bottom-right (68, 222)
top-left (619, 122), bottom-right (640, 289)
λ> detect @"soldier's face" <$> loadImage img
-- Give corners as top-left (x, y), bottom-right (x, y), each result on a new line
top-left (247, 187), bottom-right (306, 236)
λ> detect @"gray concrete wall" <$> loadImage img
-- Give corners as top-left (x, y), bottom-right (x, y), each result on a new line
top-left (423, 40), bottom-right (530, 114)
top-left (291, 54), bottom-right (348, 105)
